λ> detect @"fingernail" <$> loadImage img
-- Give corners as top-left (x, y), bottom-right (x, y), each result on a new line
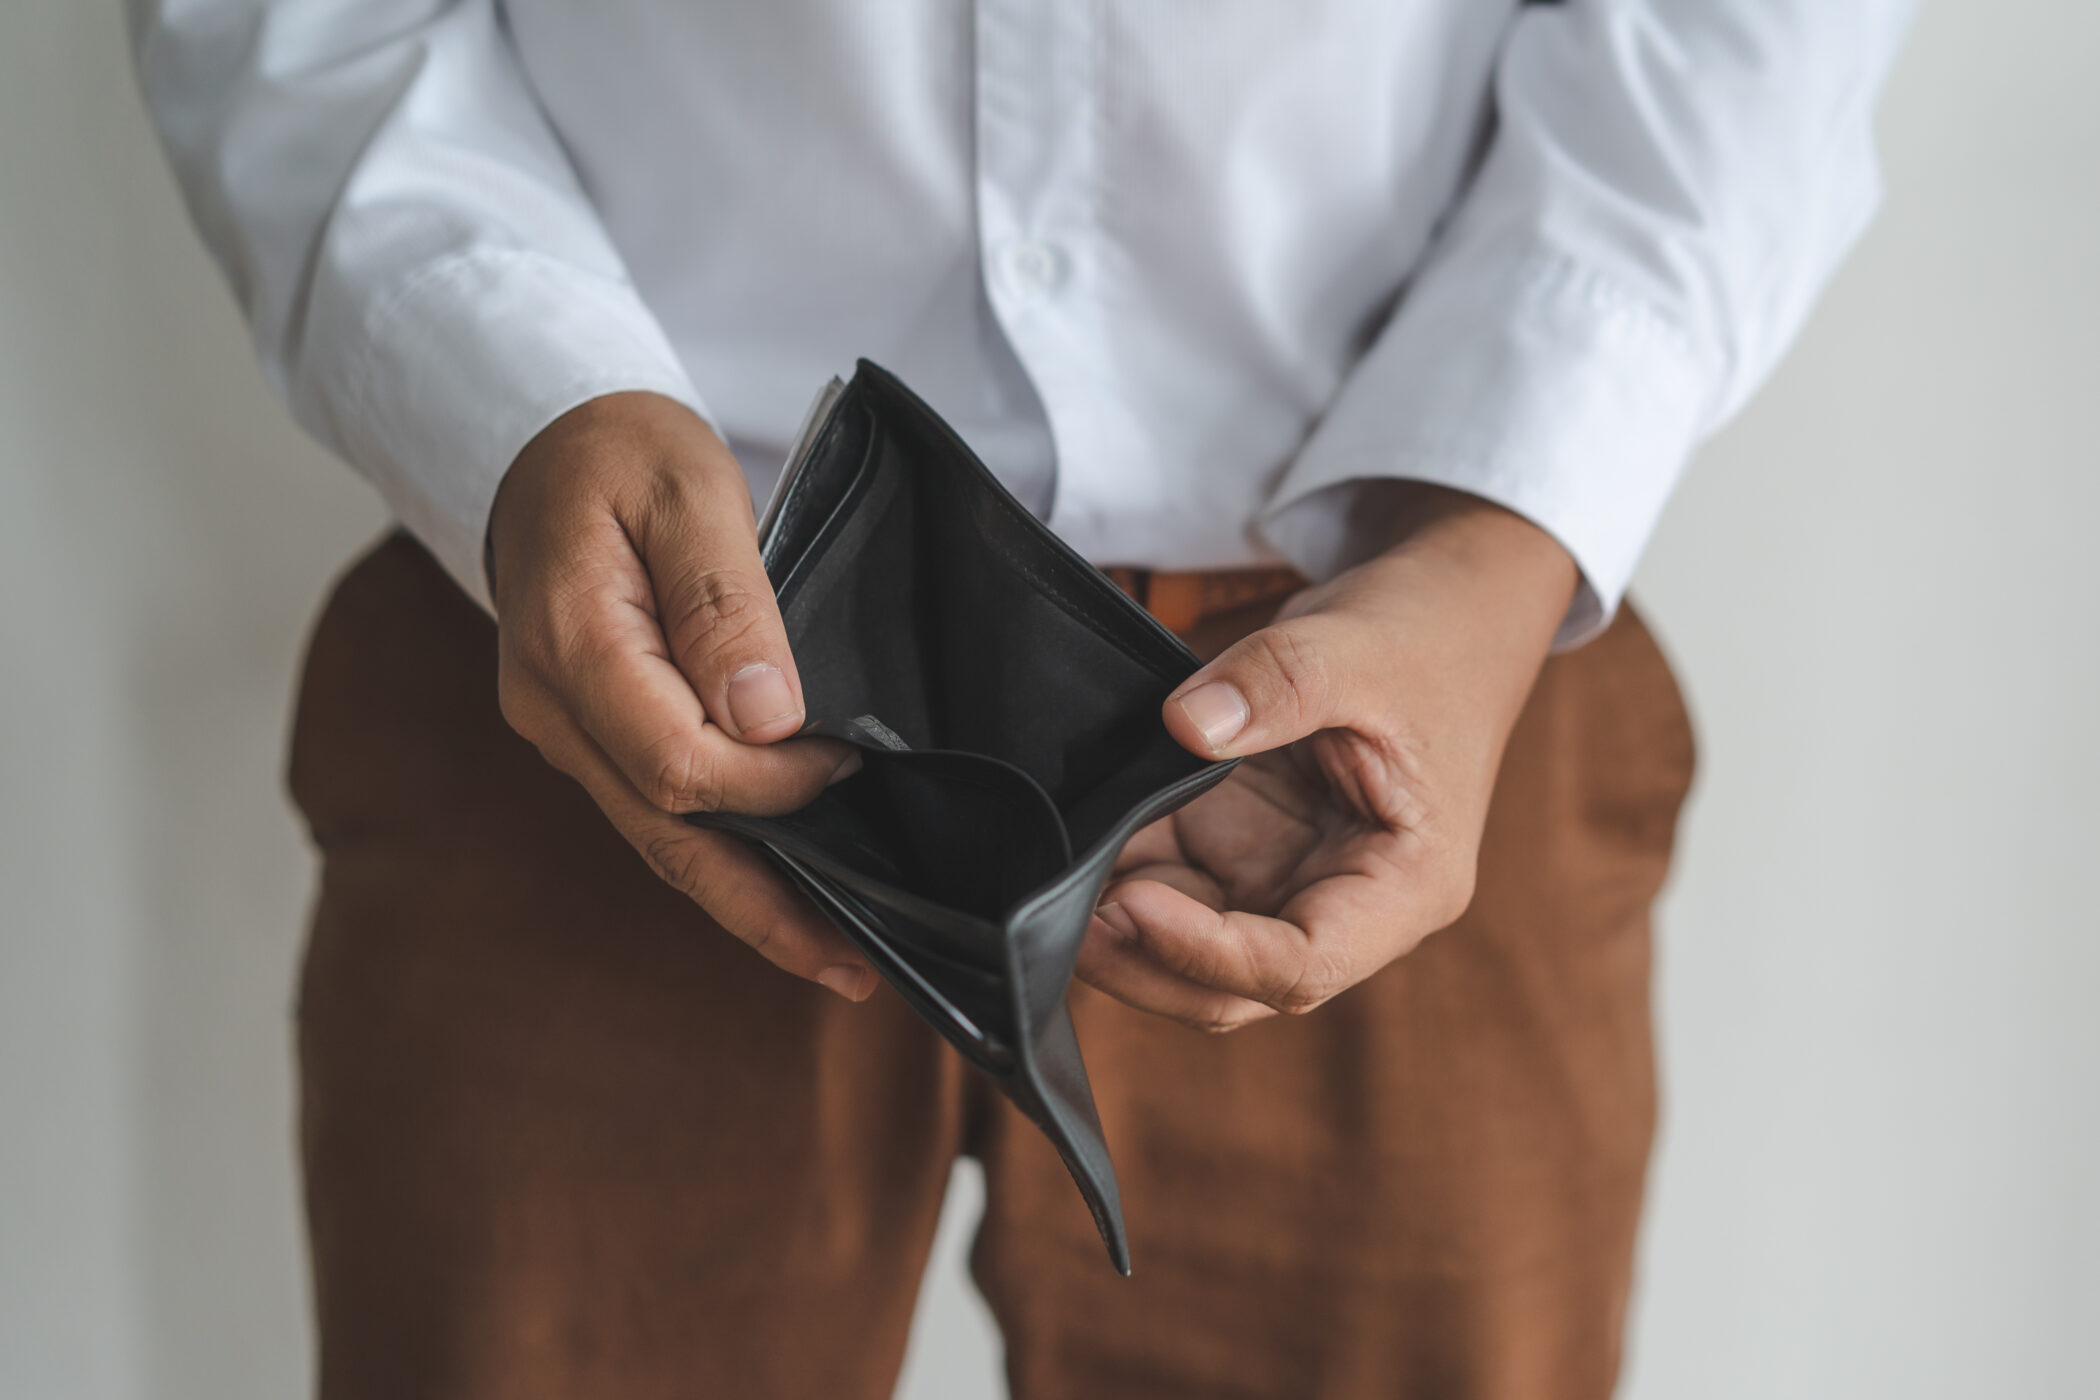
top-left (828, 750), bottom-right (864, 786)
top-left (1094, 902), bottom-right (1138, 941)
top-left (727, 663), bottom-right (798, 736)
top-left (1175, 681), bottom-right (1249, 753)
top-left (817, 965), bottom-right (874, 1002)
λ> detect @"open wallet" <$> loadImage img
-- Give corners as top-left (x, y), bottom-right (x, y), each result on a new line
top-left (686, 360), bottom-right (1237, 1274)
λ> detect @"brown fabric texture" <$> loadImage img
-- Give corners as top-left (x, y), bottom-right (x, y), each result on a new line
top-left (288, 532), bottom-right (1695, 1399)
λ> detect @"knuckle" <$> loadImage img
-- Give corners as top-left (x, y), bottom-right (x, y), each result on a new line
top-left (641, 832), bottom-right (705, 896)
top-left (1277, 992), bottom-right (1327, 1017)
top-left (1273, 987), bottom-right (1319, 1016)
top-left (644, 740), bottom-right (724, 814)
top-left (1272, 981), bottom-right (1328, 1016)
top-left (1193, 1006), bottom-right (1268, 1035)
top-left (663, 566), bottom-right (774, 667)
top-left (1269, 951), bottom-right (1343, 1016)
top-left (1251, 624), bottom-right (1335, 729)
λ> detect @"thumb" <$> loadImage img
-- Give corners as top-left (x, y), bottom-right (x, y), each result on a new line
top-left (1162, 616), bottom-right (1352, 759)
top-left (632, 449), bottom-right (809, 745)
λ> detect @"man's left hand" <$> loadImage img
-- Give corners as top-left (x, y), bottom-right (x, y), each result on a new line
top-left (1078, 487), bottom-right (1580, 1032)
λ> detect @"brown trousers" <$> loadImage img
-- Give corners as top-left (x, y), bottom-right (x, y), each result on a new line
top-left (289, 533), bottom-right (1695, 1399)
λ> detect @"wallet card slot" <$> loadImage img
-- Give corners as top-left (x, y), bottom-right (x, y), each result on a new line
top-left (703, 745), bottom-right (1071, 937)
top-left (770, 402), bottom-right (885, 604)
top-left (757, 376), bottom-right (848, 553)
top-left (821, 746), bottom-right (1072, 920)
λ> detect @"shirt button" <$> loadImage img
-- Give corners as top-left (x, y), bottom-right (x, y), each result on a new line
top-left (1001, 239), bottom-right (1064, 297)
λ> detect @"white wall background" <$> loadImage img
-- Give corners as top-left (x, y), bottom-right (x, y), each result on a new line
top-left (2, 2), bottom-right (2093, 1396)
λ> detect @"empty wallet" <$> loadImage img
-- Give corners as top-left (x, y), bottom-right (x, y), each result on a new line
top-left (687, 360), bottom-right (1236, 1274)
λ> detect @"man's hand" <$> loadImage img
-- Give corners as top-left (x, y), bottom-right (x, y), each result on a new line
top-left (1078, 486), bottom-right (1579, 1032)
top-left (488, 392), bottom-right (875, 1002)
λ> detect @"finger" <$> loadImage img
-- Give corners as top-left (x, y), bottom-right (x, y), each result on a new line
top-left (643, 823), bottom-right (876, 1003)
top-left (1107, 859), bottom-right (1227, 910)
top-left (626, 452), bottom-right (810, 743)
top-left (1161, 614), bottom-right (1354, 760)
top-left (1111, 815), bottom-right (1186, 875)
top-left (505, 680), bottom-right (876, 1000)
top-left (544, 577), bottom-right (850, 815)
top-left (1077, 911), bottom-right (1275, 1033)
top-left (1100, 877), bottom-right (1352, 1017)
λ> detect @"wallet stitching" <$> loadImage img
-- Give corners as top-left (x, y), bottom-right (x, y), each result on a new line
top-left (1006, 559), bottom-right (1189, 680)
top-left (949, 469), bottom-right (1191, 678)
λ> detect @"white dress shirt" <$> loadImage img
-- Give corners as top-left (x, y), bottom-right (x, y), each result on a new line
top-left (130, 0), bottom-right (1911, 644)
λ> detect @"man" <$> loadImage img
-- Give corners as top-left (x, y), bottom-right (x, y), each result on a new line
top-left (131, 2), bottom-right (1910, 1395)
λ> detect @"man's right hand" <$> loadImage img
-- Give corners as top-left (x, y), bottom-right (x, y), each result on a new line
top-left (487, 391), bottom-right (876, 1002)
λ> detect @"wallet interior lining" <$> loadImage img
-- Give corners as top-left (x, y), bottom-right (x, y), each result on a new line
top-left (776, 388), bottom-right (1211, 873)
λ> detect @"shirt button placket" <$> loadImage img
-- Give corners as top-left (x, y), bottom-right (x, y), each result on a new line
top-left (975, 0), bottom-right (1098, 535)
top-left (1000, 238), bottom-right (1065, 300)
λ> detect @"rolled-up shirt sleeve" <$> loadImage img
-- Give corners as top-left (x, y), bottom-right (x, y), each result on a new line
top-left (128, 0), bottom-right (711, 610)
top-left (1263, 0), bottom-right (1915, 646)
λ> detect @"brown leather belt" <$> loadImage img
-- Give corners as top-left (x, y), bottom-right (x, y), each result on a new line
top-left (1101, 565), bottom-right (1307, 635)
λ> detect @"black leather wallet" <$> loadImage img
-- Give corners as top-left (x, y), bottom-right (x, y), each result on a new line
top-left (688, 361), bottom-right (1235, 1273)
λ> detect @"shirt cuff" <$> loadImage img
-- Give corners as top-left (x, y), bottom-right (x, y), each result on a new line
top-left (305, 248), bottom-right (715, 613)
top-left (1260, 253), bottom-right (1717, 649)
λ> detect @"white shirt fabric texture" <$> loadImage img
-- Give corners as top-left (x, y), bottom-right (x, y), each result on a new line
top-left (130, 0), bottom-right (1913, 646)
